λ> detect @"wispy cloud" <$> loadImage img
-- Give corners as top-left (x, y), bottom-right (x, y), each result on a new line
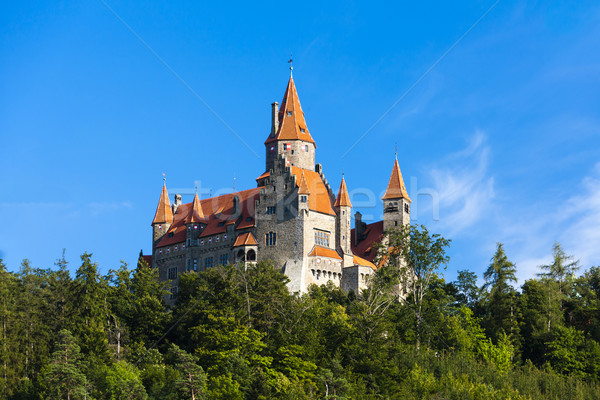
top-left (429, 131), bottom-right (495, 236)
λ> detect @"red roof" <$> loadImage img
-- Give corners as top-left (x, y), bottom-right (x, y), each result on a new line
top-left (334, 177), bottom-right (351, 208)
top-left (298, 171), bottom-right (310, 195)
top-left (309, 246), bottom-right (342, 260)
top-left (265, 76), bottom-right (316, 146)
top-left (139, 255), bottom-right (153, 266)
top-left (156, 188), bottom-right (261, 248)
top-left (233, 232), bottom-right (258, 247)
top-left (152, 184), bottom-right (173, 224)
top-left (185, 192), bottom-right (205, 224)
top-left (351, 220), bottom-right (384, 262)
top-left (382, 159), bottom-right (411, 202)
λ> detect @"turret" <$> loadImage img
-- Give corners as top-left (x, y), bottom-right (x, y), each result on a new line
top-left (382, 158), bottom-right (411, 232)
top-left (152, 184), bottom-right (173, 246)
top-left (334, 176), bottom-right (352, 255)
top-left (184, 192), bottom-right (205, 245)
top-left (297, 170), bottom-right (310, 215)
top-left (265, 75), bottom-right (316, 172)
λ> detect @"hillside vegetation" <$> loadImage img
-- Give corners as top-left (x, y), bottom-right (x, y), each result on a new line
top-left (1, 225), bottom-right (600, 399)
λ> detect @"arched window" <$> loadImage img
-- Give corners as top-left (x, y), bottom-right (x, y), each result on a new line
top-left (247, 249), bottom-right (256, 261)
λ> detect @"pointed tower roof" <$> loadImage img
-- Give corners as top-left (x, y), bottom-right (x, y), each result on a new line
top-left (382, 159), bottom-right (412, 202)
top-left (334, 176), bottom-right (352, 208)
top-left (265, 76), bottom-right (316, 145)
top-left (152, 184), bottom-right (173, 224)
top-left (298, 171), bottom-right (310, 195)
top-left (185, 192), bottom-right (205, 224)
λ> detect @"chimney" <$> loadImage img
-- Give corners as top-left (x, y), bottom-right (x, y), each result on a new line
top-left (354, 211), bottom-right (365, 246)
top-left (270, 102), bottom-right (279, 136)
top-left (173, 194), bottom-right (182, 213)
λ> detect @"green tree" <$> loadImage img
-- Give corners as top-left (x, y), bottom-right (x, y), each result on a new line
top-left (380, 224), bottom-right (450, 350)
top-left (169, 344), bottom-right (207, 400)
top-left (71, 252), bottom-right (111, 362)
top-left (42, 329), bottom-right (87, 400)
top-left (483, 243), bottom-right (519, 343)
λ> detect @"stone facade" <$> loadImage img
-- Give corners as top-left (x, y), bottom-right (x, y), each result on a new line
top-left (147, 73), bottom-right (412, 303)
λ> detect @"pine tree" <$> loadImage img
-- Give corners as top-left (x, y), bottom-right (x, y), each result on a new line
top-left (483, 243), bottom-right (519, 343)
top-left (42, 329), bottom-right (87, 400)
top-left (169, 344), bottom-right (207, 400)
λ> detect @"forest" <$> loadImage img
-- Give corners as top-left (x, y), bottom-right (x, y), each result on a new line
top-left (1, 224), bottom-right (600, 399)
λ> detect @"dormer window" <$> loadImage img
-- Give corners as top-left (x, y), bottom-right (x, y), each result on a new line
top-left (300, 128), bottom-right (306, 133)
top-left (300, 195), bottom-right (308, 203)
top-left (287, 111), bottom-right (292, 117)
top-left (168, 232), bottom-right (174, 238)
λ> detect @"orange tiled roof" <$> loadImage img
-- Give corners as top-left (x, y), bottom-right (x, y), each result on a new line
top-left (265, 76), bottom-right (316, 146)
top-left (309, 246), bottom-right (342, 260)
top-left (382, 159), bottom-right (411, 202)
top-left (351, 220), bottom-right (384, 262)
top-left (184, 192), bottom-right (205, 224)
top-left (290, 167), bottom-right (335, 215)
top-left (255, 169), bottom-right (335, 216)
top-left (152, 184), bottom-right (173, 224)
top-left (233, 232), bottom-right (258, 247)
top-left (334, 177), bottom-right (351, 208)
top-left (156, 188), bottom-right (261, 248)
top-left (298, 171), bottom-right (310, 195)
top-left (353, 255), bottom-right (376, 270)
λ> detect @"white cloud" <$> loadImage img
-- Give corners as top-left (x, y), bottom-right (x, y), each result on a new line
top-left (428, 131), bottom-right (495, 235)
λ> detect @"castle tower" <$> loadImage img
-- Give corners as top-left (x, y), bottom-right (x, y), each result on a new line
top-left (265, 74), bottom-right (316, 172)
top-left (152, 184), bottom-right (173, 246)
top-left (297, 170), bottom-right (310, 215)
top-left (382, 158), bottom-right (411, 232)
top-left (334, 176), bottom-right (352, 255)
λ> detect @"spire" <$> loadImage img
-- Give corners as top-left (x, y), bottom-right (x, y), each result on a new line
top-left (334, 176), bottom-right (352, 208)
top-left (382, 159), bottom-right (411, 202)
top-left (298, 171), bottom-right (310, 195)
top-left (152, 184), bottom-right (173, 224)
top-left (185, 192), bottom-right (205, 224)
top-left (265, 75), bottom-right (316, 146)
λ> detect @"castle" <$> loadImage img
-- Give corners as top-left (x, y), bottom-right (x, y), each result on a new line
top-left (144, 72), bottom-right (412, 300)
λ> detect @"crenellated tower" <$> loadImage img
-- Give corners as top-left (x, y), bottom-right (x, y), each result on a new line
top-left (382, 158), bottom-right (411, 232)
top-left (265, 74), bottom-right (316, 172)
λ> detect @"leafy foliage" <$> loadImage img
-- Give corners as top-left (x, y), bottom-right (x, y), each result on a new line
top-left (1, 238), bottom-right (600, 398)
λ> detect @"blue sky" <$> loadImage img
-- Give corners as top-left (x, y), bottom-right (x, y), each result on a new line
top-left (1, 1), bottom-right (599, 285)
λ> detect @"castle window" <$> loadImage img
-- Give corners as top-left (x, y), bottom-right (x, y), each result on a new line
top-left (315, 230), bottom-right (330, 247)
top-left (287, 111), bottom-right (292, 117)
top-left (247, 217), bottom-right (252, 222)
top-left (159, 249), bottom-right (162, 254)
top-left (193, 258), bottom-right (198, 271)
top-left (404, 203), bottom-right (410, 213)
top-left (187, 259), bottom-right (191, 271)
top-left (187, 226), bottom-right (191, 231)
top-left (194, 224), bottom-right (198, 229)
top-left (169, 286), bottom-right (178, 300)
top-left (182, 244), bottom-right (185, 249)
top-left (200, 240), bottom-right (204, 246)
top-left (220, 254), bottom-right (229, 266)
top-left (168, 232), bottom-right (174, 238)
top-left (223, 234), bottom-right (228, 240)
top-left (216, 235), bottom-right (220, 242)
top-left (270, 145), bottom-right (274, 152)
top-left (395, 221), bottom-right (398, 226)
top-left (205, 257), bottom-right (214, 268)
top-left (168, 267), bottom-right (177, 280)
top-left (300, 128), bottom-right (306, 133)
top-left (291, 150), bottom-right (294, 155)
top-left (158, 225), bottom-right (162, 229)
top-left (300, 195), bottom-right (307, 203)
top-left (266, 206), bottom-right (276, 215)
top-left (304, 145), bottom-right (309, 152)
top-left (265, 232), bottom-right (277, 246)
top-left (285, 143), bottom-right (291, 151)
